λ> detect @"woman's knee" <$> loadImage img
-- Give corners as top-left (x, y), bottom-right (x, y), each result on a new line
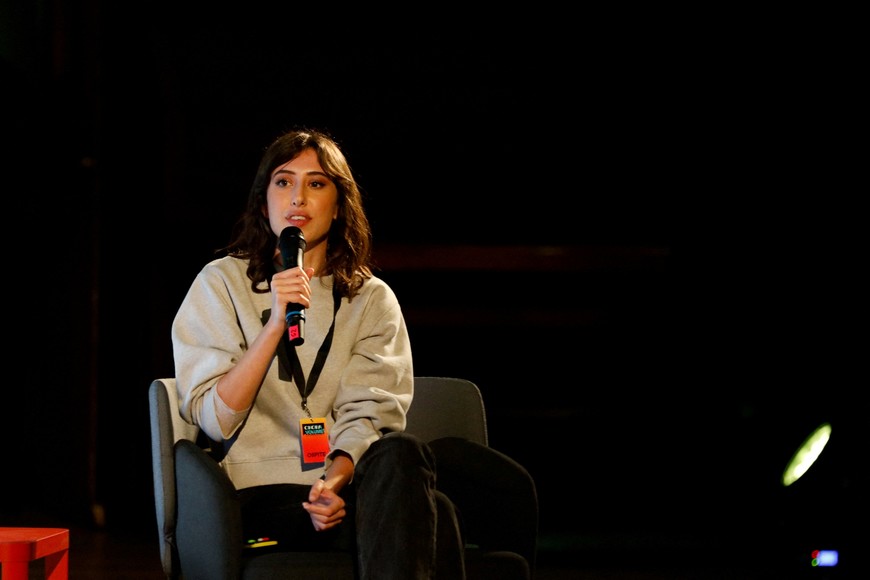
top-left (358, 432), bottom-right (435, 477)
top-left (376, 431), bottom-right (432, 460)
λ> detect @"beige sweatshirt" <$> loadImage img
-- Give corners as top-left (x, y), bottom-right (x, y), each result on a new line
top-left (171, 256), bottom-right (413, 489)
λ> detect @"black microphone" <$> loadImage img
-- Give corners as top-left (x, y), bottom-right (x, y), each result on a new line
top-left (278, 226), bottom-right (307, 346)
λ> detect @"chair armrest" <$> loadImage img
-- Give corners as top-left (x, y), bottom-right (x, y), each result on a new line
top-left (429, 437), bottom-right (539, 574)
top-left (175, 439), bottom-right (243, 580)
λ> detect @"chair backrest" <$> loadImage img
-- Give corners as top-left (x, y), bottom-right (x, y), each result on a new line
top-left (148, 378), bottom-right (197, 578)
top-left (406, 376), bottom-right (488, 446)
top-left (148, 376), bottom-right (491, 578)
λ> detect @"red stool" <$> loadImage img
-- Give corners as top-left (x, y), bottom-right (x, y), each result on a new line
top-left (0, 528), bottom-right (69, 580)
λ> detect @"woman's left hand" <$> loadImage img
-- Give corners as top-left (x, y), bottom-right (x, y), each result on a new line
top-left (302, 478), bottom-right (347, 531)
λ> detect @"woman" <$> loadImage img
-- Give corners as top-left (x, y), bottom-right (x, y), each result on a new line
top-left (171, 128), bottom-right (465, 579)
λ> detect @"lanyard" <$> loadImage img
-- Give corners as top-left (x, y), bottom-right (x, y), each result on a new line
top-left (285, 285), bottom-right (340, 417)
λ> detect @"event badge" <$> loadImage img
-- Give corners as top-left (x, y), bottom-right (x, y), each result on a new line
top-left (300, 417), bottom-right (329, 465)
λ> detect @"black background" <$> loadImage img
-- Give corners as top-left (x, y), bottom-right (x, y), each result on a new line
top-left (3, 2), bottom-right (864, 574)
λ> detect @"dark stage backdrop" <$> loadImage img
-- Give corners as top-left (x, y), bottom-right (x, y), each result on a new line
top-left (3, 2), bottom-right (862, 568)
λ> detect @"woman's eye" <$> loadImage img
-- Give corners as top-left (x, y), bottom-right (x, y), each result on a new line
top-left (276, 178), bottom-right (290, 187)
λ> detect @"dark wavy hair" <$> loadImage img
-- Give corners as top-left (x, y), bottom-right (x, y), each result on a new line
top-left (223, 128), bottom-right (373, 300)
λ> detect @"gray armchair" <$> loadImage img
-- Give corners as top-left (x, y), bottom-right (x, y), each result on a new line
top-left (149, 376), bottom-right (538, 579)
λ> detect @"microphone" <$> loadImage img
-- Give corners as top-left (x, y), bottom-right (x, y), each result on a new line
top-left (278, 226), bottom-right (307, 346)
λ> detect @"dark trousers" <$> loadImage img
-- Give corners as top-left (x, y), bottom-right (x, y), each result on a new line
top-left (238, 432), bottom-right (466, 580)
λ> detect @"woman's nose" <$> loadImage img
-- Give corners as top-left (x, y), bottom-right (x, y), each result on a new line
top-left (292, 188), bottom-right (306, 206)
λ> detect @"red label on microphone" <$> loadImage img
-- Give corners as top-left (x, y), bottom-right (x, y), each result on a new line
top-left (288, 326), bottom-right (300, 341)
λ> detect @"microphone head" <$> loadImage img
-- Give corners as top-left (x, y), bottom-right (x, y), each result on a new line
top-left (279, 226), bottom-right (306, 250)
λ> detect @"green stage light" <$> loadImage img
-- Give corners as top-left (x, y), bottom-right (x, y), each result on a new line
top-left (781, 422), bottom-right (831, 487)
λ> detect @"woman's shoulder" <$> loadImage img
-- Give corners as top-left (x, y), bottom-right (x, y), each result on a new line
top-left (196, 255), bottom-right (252, 285)
top-left (200, 255), bottom-right (248, 274)
top-left (357, 273), bottom-right (400, 303)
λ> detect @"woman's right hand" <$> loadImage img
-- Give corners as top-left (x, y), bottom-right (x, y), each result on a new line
top-left (268, 266), bottom-right (315, 329)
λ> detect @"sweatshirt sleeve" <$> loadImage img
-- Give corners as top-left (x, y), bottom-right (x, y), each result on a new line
top-left (171, 261), bottom-right (253, 441)
top-left (328, 281), bottom-right (414, 465)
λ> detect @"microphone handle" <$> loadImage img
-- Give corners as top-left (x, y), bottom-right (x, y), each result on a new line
top-left (279, 227), bottom-right (306, 346)
top-left (285, 307), bottom-right (305, 346)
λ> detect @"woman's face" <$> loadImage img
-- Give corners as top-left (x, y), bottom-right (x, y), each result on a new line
top-left (264, 148), bottom-right (339, 266)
